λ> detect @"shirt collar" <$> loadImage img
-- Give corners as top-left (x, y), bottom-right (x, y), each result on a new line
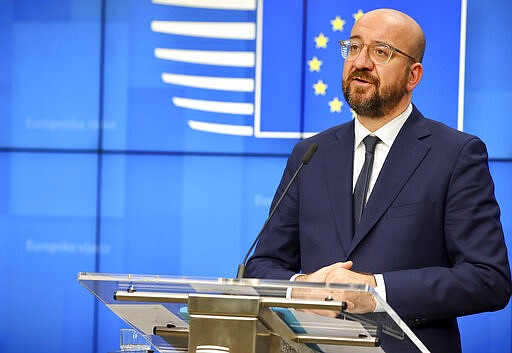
top-left (354, 103), bottom-right (413, 150)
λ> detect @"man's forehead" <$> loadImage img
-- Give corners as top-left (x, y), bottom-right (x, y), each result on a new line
top-left (349, 19), bottom-right (405, 46)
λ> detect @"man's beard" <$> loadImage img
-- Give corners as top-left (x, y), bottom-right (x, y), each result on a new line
top-left (342, 69), bottom-right (408, 118)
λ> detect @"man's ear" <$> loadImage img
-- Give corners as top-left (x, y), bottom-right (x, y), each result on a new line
top-left (407, 62), bottom-right (423, 91)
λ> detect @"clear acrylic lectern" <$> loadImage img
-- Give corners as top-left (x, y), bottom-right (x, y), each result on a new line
top-left (78, 272), bottom-right (429, 353)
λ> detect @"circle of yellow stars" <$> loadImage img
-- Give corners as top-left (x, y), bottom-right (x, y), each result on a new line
top-left (307, 9), bottom-right (364, 114)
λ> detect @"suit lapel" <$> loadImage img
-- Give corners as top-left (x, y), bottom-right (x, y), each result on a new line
top-left (349, 109), bottom-right (432, 255)
top-left (322, 122), bottom-right (355, 255)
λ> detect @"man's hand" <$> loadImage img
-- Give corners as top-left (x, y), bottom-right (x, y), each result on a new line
top-left (296, 261), bottom-right (354, 283)
top-left (292, 261), bottom-right (377, 315)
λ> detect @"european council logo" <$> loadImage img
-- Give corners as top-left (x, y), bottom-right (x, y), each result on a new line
top-left (150, 0), bottom-right (465, 139)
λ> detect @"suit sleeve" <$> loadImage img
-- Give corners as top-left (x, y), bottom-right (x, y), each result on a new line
top-left (383, 137), bottom-right (512, 324)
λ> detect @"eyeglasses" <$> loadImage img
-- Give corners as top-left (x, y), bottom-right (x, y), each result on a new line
top-left (339, 39), bottom-right (417, 64)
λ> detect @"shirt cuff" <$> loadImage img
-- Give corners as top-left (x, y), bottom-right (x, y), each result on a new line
top-left (373, 274), bottom-right (387, 312)
top-left (286, 273), bottom-right (305, 299)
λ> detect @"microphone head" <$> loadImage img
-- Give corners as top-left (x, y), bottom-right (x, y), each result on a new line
top-left (302, 143), bottom-right (318, 165)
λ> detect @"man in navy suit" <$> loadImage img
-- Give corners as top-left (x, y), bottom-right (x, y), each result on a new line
top-left (245, 8), bottom-right (512, 352)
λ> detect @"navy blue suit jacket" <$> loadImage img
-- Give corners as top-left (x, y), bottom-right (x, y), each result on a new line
top-left (245, 106), bottom-right (512, 352)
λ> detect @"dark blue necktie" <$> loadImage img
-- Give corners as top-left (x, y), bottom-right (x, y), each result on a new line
top-left (353, 135), bottom-right (380, 227)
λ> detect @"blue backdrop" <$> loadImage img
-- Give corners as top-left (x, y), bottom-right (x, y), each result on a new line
top-left (0, 1), bottom-right (510, 352)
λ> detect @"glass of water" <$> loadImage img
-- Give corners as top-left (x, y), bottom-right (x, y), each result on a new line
top-left (120, 328), bottom-right (151, 351)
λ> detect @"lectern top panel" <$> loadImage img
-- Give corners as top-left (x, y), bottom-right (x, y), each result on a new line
top-left (78, 272), bottom-right (371, 302)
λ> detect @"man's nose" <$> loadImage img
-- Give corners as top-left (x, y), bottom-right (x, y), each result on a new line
top-left (353, 46), bottom-right (374, 69)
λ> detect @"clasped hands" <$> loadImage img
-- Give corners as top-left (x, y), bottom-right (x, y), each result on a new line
top-left (292, 261), bottom-right (377, 316)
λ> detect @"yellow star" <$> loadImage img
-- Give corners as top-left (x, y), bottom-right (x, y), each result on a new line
top-left (331, 16), bottom-right (346, 32)
top-left (353, 9), bottom-right (364, 21)
top-left (307, 56), bottom-right (323, 72)
top-left (314, 33), bottom-right (329, 49)
top-left (313, 80), bottom-right (328, 96)
top-left (328, 97), bottom-right (343, 113)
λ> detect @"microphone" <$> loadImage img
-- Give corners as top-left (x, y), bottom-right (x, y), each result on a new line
top-left (236, 143), bottom-right (318, 279)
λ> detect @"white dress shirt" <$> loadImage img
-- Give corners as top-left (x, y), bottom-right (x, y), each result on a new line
top-left (353, 104), bottom-right (413, 197)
